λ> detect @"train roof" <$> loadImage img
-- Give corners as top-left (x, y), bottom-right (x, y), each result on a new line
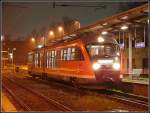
top-left (31, 31), bottom-right (118, 52)
top-left (50, 31), bottom-right (118, 44)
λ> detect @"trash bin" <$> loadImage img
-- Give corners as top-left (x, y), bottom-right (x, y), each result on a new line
top-left (15, 66), bottom-right (19, 72)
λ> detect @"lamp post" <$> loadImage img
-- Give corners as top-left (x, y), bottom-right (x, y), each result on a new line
top-left (30, 37), bottom-right (36, 49)
top-left (9, 48), bottom-right (16, 73)
top-left (48, 30), bottom-right (55, 41)
top-left (58, 26), bottom-right (64, 39)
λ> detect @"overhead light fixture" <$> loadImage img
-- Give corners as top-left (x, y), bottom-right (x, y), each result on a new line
top-left (121, 25), bottom-right (128, 30)
top-left (98, 36), bottom-right (104, 42)
top-left (121, 16), bottom-right (128, 20)
top-left (9, 53), bottom-right (13, 56)
top-left (31, 37), bottom-right (35, 42)
top-left (37, 45), bottom-right (43, 48)
top-left (1, 35), bottom-right (4, 41)
top-left (103, 22), bottom-right (108, 26)
top-left (101, 31), bottom-right (108, 35)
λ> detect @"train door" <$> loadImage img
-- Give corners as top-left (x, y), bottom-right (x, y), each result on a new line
top-left (59, 46), bottom-right (84, 76)
top-left (34, 52), bottom-right (39, 68)
top-left (27, 52), bottom-right (33, 71)
top-left (46, 50), bottom-right (57, 69)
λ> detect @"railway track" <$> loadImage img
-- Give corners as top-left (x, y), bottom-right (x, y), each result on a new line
top-left (98, 89), bottom-right (148, 110)
top-left (2, 76), bottom-right (73, 112)
top-left (39, 77), bottom-right (149, 110)
top-left (4, 75), bottom-right (148, 111)
top-left (26, 76), bottom-right (149, 110)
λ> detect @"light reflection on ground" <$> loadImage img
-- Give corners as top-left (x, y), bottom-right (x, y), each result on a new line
top-left (110, 109), bottom-right (129, 112)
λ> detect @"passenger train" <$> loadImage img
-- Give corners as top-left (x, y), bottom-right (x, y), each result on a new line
top-left (28, 32), bottom-right (122, 89)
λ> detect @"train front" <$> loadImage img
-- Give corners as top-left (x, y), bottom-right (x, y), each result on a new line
top-left (86, 36), bottom-right (122, 87)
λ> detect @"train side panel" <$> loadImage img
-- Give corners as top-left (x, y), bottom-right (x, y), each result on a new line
top-left (43, 40), bottom-right (96, 84)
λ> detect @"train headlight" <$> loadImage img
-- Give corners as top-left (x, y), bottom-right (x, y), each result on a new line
top-left (92, 63), bottom-right (101, 70)
top-left (112, 62), bottom-right (120, 70)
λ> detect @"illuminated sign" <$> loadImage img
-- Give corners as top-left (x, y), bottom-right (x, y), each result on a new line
top-left (135, 42), bottom-right (145, 48)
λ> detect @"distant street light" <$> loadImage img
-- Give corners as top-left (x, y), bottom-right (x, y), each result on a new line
top-left (58, 26), bottom-right (63, 32)
top-left (8, 48), bottom-right (16, 73)
top-left (58, 26), bottom-right (64, 38)
top-left (49, 31), bottom-right (54, 36)
top-left (31, 37), bottom-right (35, 42)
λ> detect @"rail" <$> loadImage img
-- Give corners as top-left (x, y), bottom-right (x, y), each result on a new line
top-left (3, 76), bottom-right (73, 111)
top-left (101, 89), bottom-right (148, 109)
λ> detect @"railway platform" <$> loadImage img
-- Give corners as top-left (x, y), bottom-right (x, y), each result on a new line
top-left (1, 92), bottom-right (17, 112)
top-left (121, 76), bottom-right (148, 97)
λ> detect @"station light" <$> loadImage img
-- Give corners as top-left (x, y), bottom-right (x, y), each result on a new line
top-left (9, 53), bottom-right (13, 59)
top-left (58, 26), bottom-right (63, 32)
top-left (98, 36), bottom-right (104, 43)
top-left (121, 25), bottom-right (128, 30)
top-left (120, 74), bottom-right (123, 79)
top-left (49, 31), bottom-right (54, 36)
top-left (9, 53), bottom-right (13, 56)
top-left (114, 57), bottom-right (119, 61)
top-left (116, 52), bottom-right (120, 56)
top-left (121, 16), bottom-right (128, 20)
top-left (1, 35), bottom-right (4, 41)
top-left (31, 37), bottom-right (35, 42)
top-left (37, 45), bottom-right (43, 48)
top-left (103, 22), bottom-right (108, 26)
top-left (101, 31), bottom-right (108, 35)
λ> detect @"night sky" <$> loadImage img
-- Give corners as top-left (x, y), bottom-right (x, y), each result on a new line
top-left (2, 1), bottom-right (146, 41)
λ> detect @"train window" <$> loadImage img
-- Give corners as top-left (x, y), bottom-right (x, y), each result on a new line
top-left (60, 50), bottom-right (63, 60)
top-left (28, 54), bottom-right (33, 63)
top-left (46, 52), bottom-right (49, 68)
top-left (86, 44), bottom-right (120, 58)
top-left (39, 53), bottom-right (43, 68)
top-left (46, 51), bottom-right (51, 68)
top-left (67, 48), bottom-right (71, 60)
top-left (61, 46), bottom-right (84, 61)
top-left (63, 49), bottom-right (67, 60)
top-left (46, 50), bottom-right (57, 68)
top-left (74, 47), bottom-right (84, 60)
top-left (35, 53), bottom-right (39, 68)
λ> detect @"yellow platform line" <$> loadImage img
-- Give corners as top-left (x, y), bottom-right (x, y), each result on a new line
top-left (2, 92), bottom-right (17, 112)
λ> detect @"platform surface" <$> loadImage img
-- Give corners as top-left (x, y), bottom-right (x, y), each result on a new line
top-left (2, 92), bottom-right (17, 112)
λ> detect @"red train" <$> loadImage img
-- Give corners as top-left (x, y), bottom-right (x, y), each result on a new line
top-left (28, 32), bottom-right (122, 89)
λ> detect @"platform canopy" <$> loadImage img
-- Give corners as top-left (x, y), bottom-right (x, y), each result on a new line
top-left (71, 3), bottom-right (148, 36)
top-left (48, 3), bottom-right (148, 45)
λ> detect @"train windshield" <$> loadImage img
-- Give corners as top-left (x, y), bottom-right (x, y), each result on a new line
top-left (86, 44), bottom-right (120, 58)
